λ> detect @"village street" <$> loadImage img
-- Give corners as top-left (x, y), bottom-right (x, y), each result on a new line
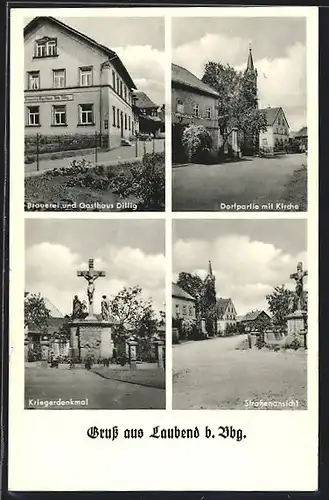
top-left (25, 365), bottom-right (165, 410)
top-left (173, 335), bottom-right (307, 410)
top-left (172, 153), bottom-right (306, 211)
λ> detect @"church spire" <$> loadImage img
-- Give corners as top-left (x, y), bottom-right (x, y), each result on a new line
top-left (207, 260), bottom-right (213, 277)
top-left (246, 43), bottom-right (254, 72)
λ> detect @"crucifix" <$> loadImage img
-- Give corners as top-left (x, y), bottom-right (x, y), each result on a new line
top-left (290, 261), bottom-right (308, 311)
top-left (77, 258), bottom-right (106, 316)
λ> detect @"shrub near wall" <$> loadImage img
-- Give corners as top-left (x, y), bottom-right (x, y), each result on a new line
top-left (24, 133), bottom-right (109, 156)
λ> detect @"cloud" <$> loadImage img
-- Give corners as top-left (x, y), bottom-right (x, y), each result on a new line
top-left (26, 243), bottom-right (165, 317)
top-left (173, 234), bottom-right (307, 315)
top-left (172, 35), bottom-right (306, 130)
top-left (114, 45), bottom-right (165, 105)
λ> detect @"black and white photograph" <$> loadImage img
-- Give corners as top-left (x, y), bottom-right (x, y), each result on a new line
top-left (172, 219), bottom-right (308, 410)
top-left (24, 219), bottom-right (166, 409)
top-left (24, 16), bottom-right (165, 212)
top-left (172, 17), bottom-right (308, 212)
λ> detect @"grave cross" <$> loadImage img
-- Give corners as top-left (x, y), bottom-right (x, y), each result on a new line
top-left (77, 258), bottom-right (106, 316)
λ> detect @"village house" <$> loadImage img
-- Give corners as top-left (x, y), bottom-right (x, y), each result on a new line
top-left (293, 126), bottom-right (308, 152)
top-left (238, 310), bottom-right (271, 331)
top-left (172, 282), bottom-right (196, 320)
top-left (172, 62), bottom-right (220, 159)
top-left (215, 298), bottom-right (237, 334)
top-left (24, 16), bottom-right (138, 149)
top-left (259, 106), bottom-right (290, 154)
top-left (133, 91), bottom-right (163, 137)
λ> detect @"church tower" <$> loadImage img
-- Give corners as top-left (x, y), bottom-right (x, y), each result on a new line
top-left (243, 44), bottom-right (259, 154)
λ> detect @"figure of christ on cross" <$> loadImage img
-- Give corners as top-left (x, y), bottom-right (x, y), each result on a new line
top-left (77, 259), bottom-right (106, 317)
top-left (290, 261), bottom-right (308, 311)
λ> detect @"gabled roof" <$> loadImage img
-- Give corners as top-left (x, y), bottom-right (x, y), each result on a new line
top-left (259, 107), bottom-right (289, 128)
top-left (172, 282), bottom-right (196, 301)
top-left (24, 16), bottom-right (136, 89)
top-left (216, 298), bottom-right (236, 318)
top-left (294, 126), bottom-right (307, 138)
top-left (172, 63), bottom-right (219, 98)
top-left (134, 91), bottom-right (158, 109)
top-left (25, 292), bottom-right (64, 318)
top-left (240, 310), bottom-right (270, 322)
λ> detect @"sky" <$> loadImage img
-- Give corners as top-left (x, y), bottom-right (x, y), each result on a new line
top-left (172, 17), bottom-right (307, 131)
top-left (25, 219), bottom-right (165, 317)
top-left (173, 219), bottom-right (307, 316)
top-left (25, 16), bottom-right (165, 106)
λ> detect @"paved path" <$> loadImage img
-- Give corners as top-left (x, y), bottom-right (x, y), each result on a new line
top-left (172, 154), bottom-right (306, 211)
top-left (25, 365), bottom-right (165, 409)
top-left (173, 336), bottom-right (307, 410)
top-left (25, 139), bottom-right (165, 177)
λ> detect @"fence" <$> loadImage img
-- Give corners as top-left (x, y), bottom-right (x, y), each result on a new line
top-left (25, 132), bottom-right (165, 172)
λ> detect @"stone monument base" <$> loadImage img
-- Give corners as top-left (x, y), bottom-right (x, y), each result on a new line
top-left (286, 310), bottom-right (307, 336)
top-left (69, 317), bottom-right (115, 361)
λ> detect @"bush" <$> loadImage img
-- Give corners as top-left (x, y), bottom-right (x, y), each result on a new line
top-left (109, 152), bottom-right (165, 210)
top-left (24, 133), bottom-right (108, 155)
top-left (182, 125), bottom-right (213, 163)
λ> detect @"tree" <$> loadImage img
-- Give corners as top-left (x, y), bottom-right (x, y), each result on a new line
top-left (109, 285), bottom-right (156, 337)
top-left (200, 275), bottom-right (217, 336)
top-left (176, 272), bottom-right (204, 317)
top-left (266, 285), bottom-right (295, 331)
top-left (24, 293), bottom-right (50, 331)
top-left (202, 62), bottom-right (267, 152)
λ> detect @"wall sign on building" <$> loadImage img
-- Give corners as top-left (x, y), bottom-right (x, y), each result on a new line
top-left (25, 94), bottom-right (74, 103)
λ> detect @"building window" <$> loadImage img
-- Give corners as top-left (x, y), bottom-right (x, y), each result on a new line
top-left (112, 106), bottom-right (116, 127)
top-left (117, 108), bottom-right (120, 128)
top-left (176, 99), bottom-right (184, 114)
top-left (183, 305), bottom-right (187, 315)
top-left (206, 107), bottom-right (211, 119)
top-left (124, 113), bottom-right (127, 130)
top-left (189, 306), bottom-right (193, 316)
top-left (53, 69), bottom-right (65, 89)
top-left (116, 76), bottom-right (119, 92)
top-left (128, 116), bottom-right (131, 131)
top-left (120, 81), bottom-right (123, 97)
top-left (52, 105), bottom-right (66, 126)
top-left (27, 71), bottom-right (40, 90)
top-left (112, 70), bottom-right (116, 90)
top-left (175, 304), bottom-right (180, 318)
top-left (78, 104), bottom-right (94, 125)
top-left (193, 104), bottom-right (200, 117)
top-left (35, 38), bottom-right (57, 58)
top-left (79, 67), bottom-right (93, 87)
top-left (124, 86), bottom-right (127, 101)
top-left (27, 106), bottom-right (40, 126)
